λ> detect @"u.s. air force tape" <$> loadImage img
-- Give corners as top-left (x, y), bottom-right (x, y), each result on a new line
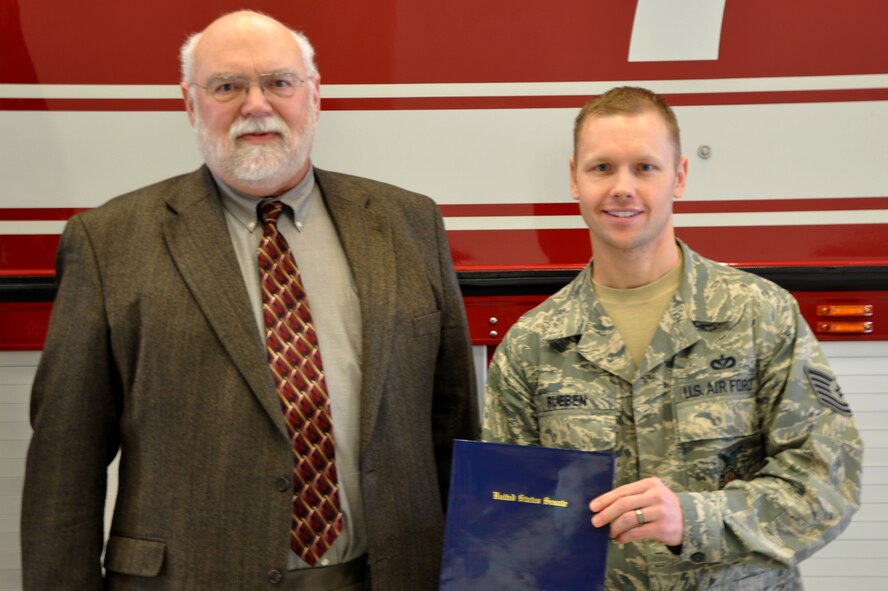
top-left (805, 367), bottom-right (852, 416)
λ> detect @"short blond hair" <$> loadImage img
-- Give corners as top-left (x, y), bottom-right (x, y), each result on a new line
top-left (573, 87), bottom-right (681, 162)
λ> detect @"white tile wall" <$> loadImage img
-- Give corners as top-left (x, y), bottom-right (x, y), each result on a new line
top-left (2, 342), bottom-right (886, 589)
top-left (0, 351), bottom-right (36, 591)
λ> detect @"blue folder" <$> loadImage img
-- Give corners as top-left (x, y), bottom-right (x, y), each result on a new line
top-left (440, 440), bottom-right (615, 591)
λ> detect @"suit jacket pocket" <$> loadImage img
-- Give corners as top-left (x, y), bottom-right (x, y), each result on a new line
top-left (104, 535), bottom-right (166, 577)
top-left (412, 310), bottom-right (441, 337)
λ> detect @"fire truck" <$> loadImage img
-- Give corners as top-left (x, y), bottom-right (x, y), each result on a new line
top-left (2, 0), bottom-right (887, 588)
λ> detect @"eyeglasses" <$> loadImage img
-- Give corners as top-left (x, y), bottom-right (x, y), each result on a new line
top-left (194, 72), bottom-right (310, 103)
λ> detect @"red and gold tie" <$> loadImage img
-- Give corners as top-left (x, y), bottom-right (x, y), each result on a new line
top-left (258, 200), bottom-right (342, 565)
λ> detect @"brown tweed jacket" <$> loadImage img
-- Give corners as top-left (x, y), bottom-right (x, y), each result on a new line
top-left (22, 166), bottom-right (478, 590)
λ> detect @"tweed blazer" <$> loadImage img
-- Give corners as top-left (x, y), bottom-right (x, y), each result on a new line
top-left (22, 166), bottom-right (478, 590)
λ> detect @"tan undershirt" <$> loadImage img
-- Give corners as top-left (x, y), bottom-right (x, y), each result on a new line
top-left (593, 256), bottom-right (683, 368)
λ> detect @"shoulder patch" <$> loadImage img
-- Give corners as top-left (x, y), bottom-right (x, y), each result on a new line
top-left (805, 367), bottom-right (852, 416)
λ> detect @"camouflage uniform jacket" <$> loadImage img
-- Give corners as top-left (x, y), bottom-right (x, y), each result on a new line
top-left (482, 240), bottom-right (863, 590)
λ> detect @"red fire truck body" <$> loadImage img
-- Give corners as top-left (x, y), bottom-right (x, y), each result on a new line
top-left (2, 0), bottom-right (888, 348)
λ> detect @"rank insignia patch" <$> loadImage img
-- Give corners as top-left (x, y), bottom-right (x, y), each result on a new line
top-left (805, 367), bottom-right (852, 416)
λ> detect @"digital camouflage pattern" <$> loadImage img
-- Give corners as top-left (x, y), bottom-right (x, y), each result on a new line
top-left (482, 240), bottom-right (863, 590)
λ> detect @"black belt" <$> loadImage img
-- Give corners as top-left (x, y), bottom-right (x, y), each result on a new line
top-left (283, 554), bottom-right (368, 590)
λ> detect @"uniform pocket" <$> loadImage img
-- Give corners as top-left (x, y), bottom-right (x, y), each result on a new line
top-left (104, 535), bottom-right (166, 577)
top-left (538, 409), bottom-right (618, 452)
top-left (675, 395), bottom-right (758, 443)
top-left (675, 396), bottom-right (764, 490)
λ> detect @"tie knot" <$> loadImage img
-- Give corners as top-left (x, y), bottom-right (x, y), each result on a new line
top-left (259, 200), bottom-right (285, 226)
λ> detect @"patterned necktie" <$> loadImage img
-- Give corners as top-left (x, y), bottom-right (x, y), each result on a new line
top-left (257, 200), bottom-right (342, 565)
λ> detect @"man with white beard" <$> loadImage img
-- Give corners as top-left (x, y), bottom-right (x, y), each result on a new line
top-left (21, 10), bottom-right (478, 591)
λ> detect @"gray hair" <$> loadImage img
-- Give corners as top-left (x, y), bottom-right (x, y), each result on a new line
top-left (179, 12), bottom-right (319, 84)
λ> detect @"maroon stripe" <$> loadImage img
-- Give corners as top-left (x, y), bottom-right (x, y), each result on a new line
top-left (0, 235), bottom-right (61, 276)
top-left (438, 198), bottom-right (888, 217)
top-left (4, 226), bottom-right (888, 277)
top-left (0, 208), bottom-right (90, 221)
top-left (0, 98), bottom-right (185, 112)
top-left (676, 197), bottom-right (888, 214)
top-left (3, 1), bottom-right (886, 85)
top-left (0, 303), bottom-right (53, 350)
top-left (445, 225), bottom-right (888, 271)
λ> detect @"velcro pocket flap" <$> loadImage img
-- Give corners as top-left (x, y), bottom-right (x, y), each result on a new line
top-left (675, 396), bottom-right (758, 443)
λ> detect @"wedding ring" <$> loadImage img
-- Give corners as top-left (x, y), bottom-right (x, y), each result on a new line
top-left (635, 508), bottom-right (645, 525)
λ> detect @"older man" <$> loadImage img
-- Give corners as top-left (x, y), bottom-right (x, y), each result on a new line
top-left (22, 10), bottom-right (477, 591)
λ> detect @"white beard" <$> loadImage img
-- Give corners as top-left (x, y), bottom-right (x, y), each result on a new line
top-left (194, 104), bottom-right (315, 194)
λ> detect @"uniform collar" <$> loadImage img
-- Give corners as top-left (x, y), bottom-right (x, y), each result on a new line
top-left (540, 239), bottom-right (739, 344)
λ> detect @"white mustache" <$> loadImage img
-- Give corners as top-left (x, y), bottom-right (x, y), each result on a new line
top-left (228, 117), bottom-right (290, 141)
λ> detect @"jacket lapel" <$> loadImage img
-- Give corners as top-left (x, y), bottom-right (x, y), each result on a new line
top-left (161, 167), bottom-right (287, 437)
top-left (315, 169), bottom-right (397, 453)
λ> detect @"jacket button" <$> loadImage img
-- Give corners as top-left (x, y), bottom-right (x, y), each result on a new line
top-left (275, 476), bottom-right (291, 492)
top-left (691, 552), bottom-right (705, 563)
top-left (268, 569), bottom-right (283, 584)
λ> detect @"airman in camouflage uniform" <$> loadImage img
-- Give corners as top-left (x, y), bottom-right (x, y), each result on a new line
top-left (483, 240), bottom-right (862, 589)
top-left (482, 87), bottom-right (863, 590)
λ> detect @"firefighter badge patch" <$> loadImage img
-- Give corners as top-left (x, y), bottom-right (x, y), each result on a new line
top-left (805, 367), bottom-right (852, 416)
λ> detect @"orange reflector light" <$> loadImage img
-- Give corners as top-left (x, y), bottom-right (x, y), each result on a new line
top-left (816, 304), bottom-right (873, 317)
top-left (816, 321), bottom-right (874, 334)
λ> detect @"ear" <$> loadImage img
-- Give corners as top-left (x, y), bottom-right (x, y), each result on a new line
top-left (673, 155), bottom-right (689, 200)
top-left (181, 83), bottom-right (197, 126)
top-left (569, 156), bottom-right (579, 200)
top-left (311, 74), bottom-right (321, 120)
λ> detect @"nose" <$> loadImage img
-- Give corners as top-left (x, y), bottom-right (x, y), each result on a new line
top-left (240, 84), bottom-right (274, 118)
top-left (611, 166), bottom-right (636, 198)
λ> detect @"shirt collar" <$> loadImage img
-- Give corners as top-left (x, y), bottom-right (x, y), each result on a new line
top-left (215, 167), bottom-right (317, 233)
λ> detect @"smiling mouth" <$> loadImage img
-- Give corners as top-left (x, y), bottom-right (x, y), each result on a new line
top-left (606, 210), bottom-right (641, 218)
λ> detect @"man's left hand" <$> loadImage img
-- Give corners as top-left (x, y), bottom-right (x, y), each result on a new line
top-left (589, 477), bottom-right (683, 546)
